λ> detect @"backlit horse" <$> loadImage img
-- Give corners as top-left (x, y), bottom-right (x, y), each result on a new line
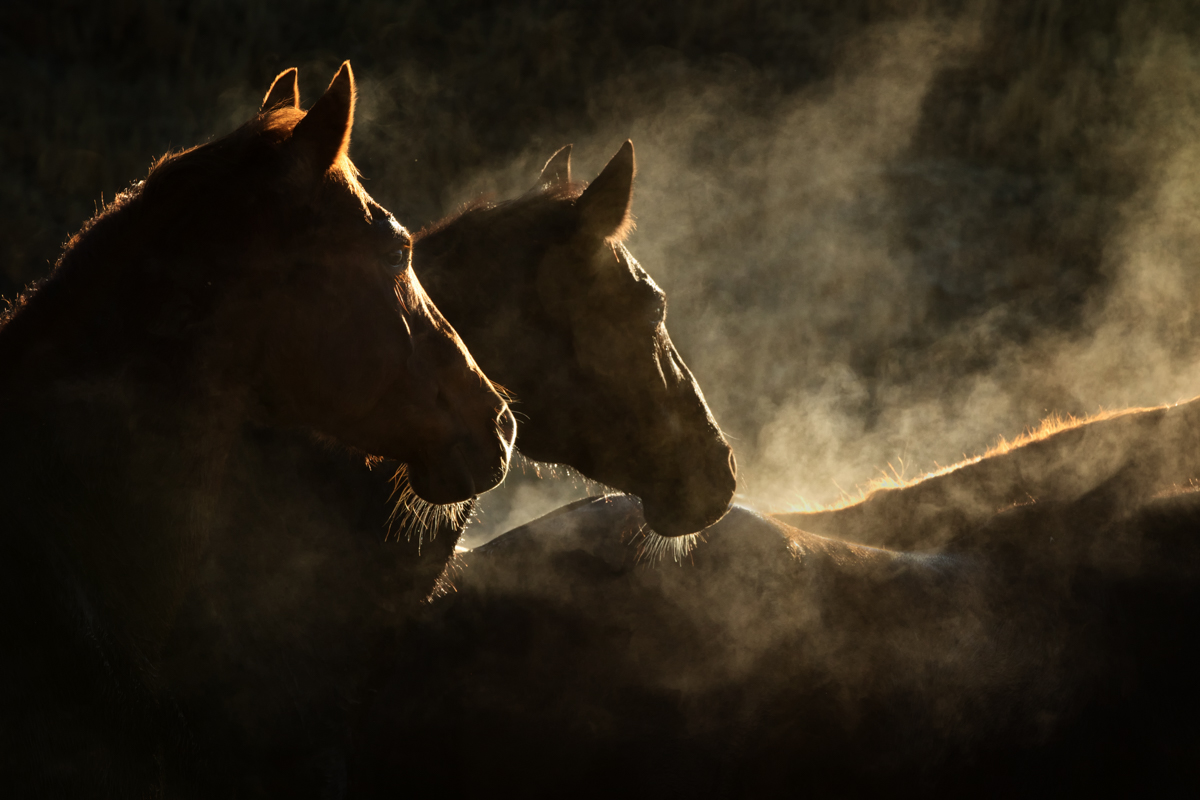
top-left (0, 63), bottom-right (513, 795)
top-left (776, 400), bottom-right (1200, 551)
top-left (160, 142), bottom-right (739, 795)
top-left (415, 143), bottom-right (736, 537)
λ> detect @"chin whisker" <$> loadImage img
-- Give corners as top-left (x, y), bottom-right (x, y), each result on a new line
top-left (386, 464), bottom-right (474, 550)
top-left (635, 529), bottom-right (703, 566)
top-left (619, 503), bottom-right (704, 566)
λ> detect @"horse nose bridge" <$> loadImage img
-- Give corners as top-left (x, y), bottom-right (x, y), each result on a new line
top-left (403, 282), bottom-right (488, 380)
top-left (644, 397), bottom-right (737, 494)
top-left (413, 326), bottom-right (511, 433)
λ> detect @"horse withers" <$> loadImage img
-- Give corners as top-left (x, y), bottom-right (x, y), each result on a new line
top-left (774, 400), bottom-right (1200, 552)
top-left (0, 63), bottom-right (513, 795)
top-left (414, 142), bottom-right (736, 537)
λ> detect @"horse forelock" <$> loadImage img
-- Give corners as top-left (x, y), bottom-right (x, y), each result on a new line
top-left (413, 196), bottom-right (494, 243)
top-left (254, 105), bottom-right (369, 208)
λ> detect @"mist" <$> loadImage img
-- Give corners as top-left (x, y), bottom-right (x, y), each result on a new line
top-left (6, 1), bottom-right (1200, 547)
top-left (428, 4), bottom-right (1200, 544)
top-left (9, 3), bottom-right (1200, 793)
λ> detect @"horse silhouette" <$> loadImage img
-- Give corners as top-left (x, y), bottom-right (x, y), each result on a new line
top-left (775, 400), bottom-right (1200, 551)
top-left (415, 142), bottom-right (736, 537)
top-left (158, 142), bottom-right (738, 795)
top-left (0, 63), bottom-right (513, 795)
top-left (347, 381), bottom-right (1200, 790)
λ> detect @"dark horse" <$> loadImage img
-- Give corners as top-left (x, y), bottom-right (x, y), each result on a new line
top-left (773, 400), bottom-right (1200, 551)
top-left (415, 142), bottom-right (736, 537)
top-left (347, 385), bottom-right (1200, 788)
top-left (158, 141), bottom-right (738, 795)
top-left (0, 64), bottom-right (513, 795)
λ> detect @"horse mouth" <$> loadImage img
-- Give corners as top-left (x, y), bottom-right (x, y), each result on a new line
top-left (637, 451), bottom-right (738, 537)
top-left (642, 495), bottom-right (733, 537)
top-left (408, 442), bottom-right (478, 505)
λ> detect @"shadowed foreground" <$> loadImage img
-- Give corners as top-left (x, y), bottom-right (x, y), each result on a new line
top-left (0, 63), bottom-right (515, 795)
top-left (350, 430), bottom-right (1200, 796)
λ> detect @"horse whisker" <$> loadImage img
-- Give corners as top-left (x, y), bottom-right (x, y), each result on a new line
top-left (386, 464), bottom-right (473, 548)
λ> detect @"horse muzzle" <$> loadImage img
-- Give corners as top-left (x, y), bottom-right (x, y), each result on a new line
top-left (640, 446), bottom-right (737, 537)
top-left (408, 404), bottom-right (516, 505)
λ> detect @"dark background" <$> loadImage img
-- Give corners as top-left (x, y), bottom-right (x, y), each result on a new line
top-left (5, 0), bottom-right (1200, 540)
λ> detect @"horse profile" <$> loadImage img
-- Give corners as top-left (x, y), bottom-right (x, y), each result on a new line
top-left (158, 142), bottom-right (739, 794)
top-left (414, 143), bottom-right (736, 538)
top-left (0, 63), bottom-right (513, 795)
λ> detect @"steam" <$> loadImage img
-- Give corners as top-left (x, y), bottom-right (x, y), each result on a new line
top-left (460, 457), bottom-right (605, 548)
top-left (14, 4), bottom-right (1197, 548)
top-left (438, 7), bottom-right (1200, 542)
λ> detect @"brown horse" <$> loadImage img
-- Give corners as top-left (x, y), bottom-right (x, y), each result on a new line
top-left (157, 143), bottom-right (738, 795)
top-left (0, 64), bottom-right (512, 795)
top-left (774, 399), bottom-right (1200, 551)
top-left (414, 143), bottom-right (736, 537)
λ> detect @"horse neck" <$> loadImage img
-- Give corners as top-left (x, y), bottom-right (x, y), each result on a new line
top-left (0, 244), bottom-right (247, 661)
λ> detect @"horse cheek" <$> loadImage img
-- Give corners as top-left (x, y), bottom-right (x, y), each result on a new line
top-left (259, 295), bottom-right (377, 426)
top-left (314, 309), bottom-right (404, 421)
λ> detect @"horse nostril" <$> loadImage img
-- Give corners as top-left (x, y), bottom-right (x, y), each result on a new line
top-left (727, 449), bottom-right (738, 479)
top-left (497, 405), bottom-right (517, 450)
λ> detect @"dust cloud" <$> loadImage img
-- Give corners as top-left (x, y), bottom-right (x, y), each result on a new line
top-left (442, 4), bottom-right (1200, 545)
top-left (7, 2), bottom-right (1200, 548)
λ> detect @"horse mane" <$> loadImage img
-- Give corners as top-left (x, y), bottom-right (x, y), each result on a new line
top-left (415, 180), bottom-right (618, 248)
top-left (415, 182), bottom-right (583, 242)
top-left (0, 105), bottom-right (368, 362)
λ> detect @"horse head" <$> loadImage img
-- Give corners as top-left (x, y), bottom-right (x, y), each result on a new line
top-left (139, 64), bottom-right (514, 503)
top-left (414, 142), bottom-right (735, 536)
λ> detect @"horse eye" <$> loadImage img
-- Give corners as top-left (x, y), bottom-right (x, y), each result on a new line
top-left (385, 247), bottom-right (410, 276)
top-left (374, 216), bottom-right (411, 276)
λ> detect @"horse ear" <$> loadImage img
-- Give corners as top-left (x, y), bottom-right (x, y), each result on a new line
top-left (290, 61), bottom-right (356, 173)
top-left (534, 144), bottom-right (572, 189)
top-left (577, 140), bottom-right (635, 242)
top-left (261, 68), bottom-right (300, 111)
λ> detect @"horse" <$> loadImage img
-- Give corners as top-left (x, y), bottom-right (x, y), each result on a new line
top-left (346, 411), bottom-right (1200, 794)
top-left (774, 399), bottom-right (1200, 551)
top-left (157, 141), bottom-right (738, 796)
top-left (414, 142), bottom-right (736, 538)
top-left (0, 63), bottom-right (514, 795)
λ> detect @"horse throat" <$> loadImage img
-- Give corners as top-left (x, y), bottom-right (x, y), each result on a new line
top-left (0, 247), bottom-right (250, 662)
top-left (3, 382), bottom-right (238, 659)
